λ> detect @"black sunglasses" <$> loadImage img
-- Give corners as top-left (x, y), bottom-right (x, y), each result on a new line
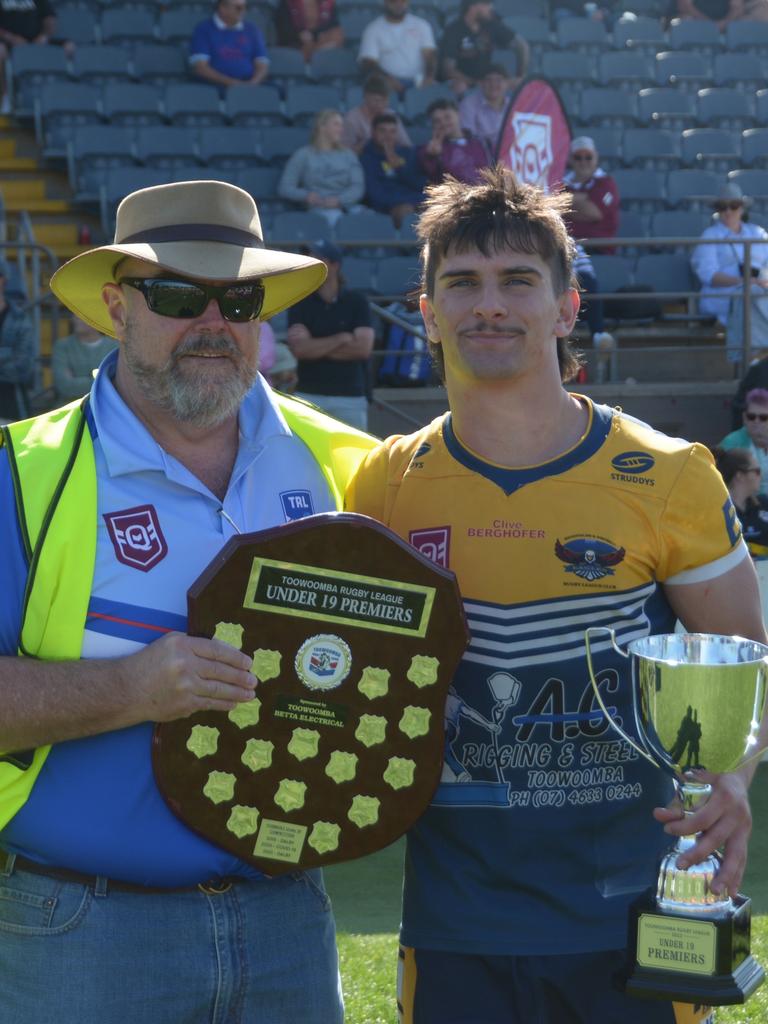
top-left (120, 277), bottom-right (265, 323)
top-left (714, 201), bottom-right (743, 212)
top-left (745, 412), bottom-right (768, 422)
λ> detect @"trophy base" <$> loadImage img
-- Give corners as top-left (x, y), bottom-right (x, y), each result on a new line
top-left (621, 892), bottom-right (765, 1006)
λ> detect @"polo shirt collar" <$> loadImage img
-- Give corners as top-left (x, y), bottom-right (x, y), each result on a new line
top-left (90, 348), bottom-right (291, 480)
top-left (213, 12), bottom-right (244, 29)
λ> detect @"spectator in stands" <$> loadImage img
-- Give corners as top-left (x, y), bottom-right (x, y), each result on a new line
top-left (731, 353), bottom-right (768, 427)
top-left (691, 183), bottom-right (768, 364)
top-left (0, 0), bottom-right (74, 114)
top-left (562, 136), bottom-right (620, 254)
top-left (275, 0), bottom-right (343, 64)
top-left (342, 73), bottom-right (412, 154)
top-left (670, 0), bottom-right (768, 26)
top-left (286, 240), bottom-right (374, 429)
top-left (551, 1), bottom-right (612, 24)
top-left (713, 446), bottom-right (768, 559)
top-left (458, 63), bottom-right (512, 162)
top-left (720, 388), bottom-right (768, 494)
top-left (573, 244), bottom-right (616, 383)
top-left (358, 0), bottom-right (437, 97)
top-left (360, 112), bottom-right (426, 227)
top-left (52, 315), bottom-right (117, 403)
top-left (418, 99), bottom-right (488, 185)
top-left (438, 1), bottom-right (528, 98)
top-left (0, 258), bottom-right (34, 421)
top-left (189, 0), bottom-right (269, 89)
top-left (278, 108), bottom-right (365, 226)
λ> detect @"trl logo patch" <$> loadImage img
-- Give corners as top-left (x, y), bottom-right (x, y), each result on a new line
top-left (280, 490), bottom-right (314, 521)
top-left (555, 537), bottom-right (625, 581)
top-left (104, 504), bottom-right (168, 572)
top-left (409, 526), bottom-right (451, 568)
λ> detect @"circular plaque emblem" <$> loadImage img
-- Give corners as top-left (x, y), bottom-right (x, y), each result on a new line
top-left (295, 634), bottom-right (351, 691)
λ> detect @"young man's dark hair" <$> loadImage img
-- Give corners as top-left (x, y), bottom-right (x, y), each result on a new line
top-left (426, 97), bottom-right (459, 118)
top-left (371, 112), bottom-right (400, 130)
top-left (416, 165), bottom-right (582, 382)
top-left (363, 74), bottom-right (390, 97)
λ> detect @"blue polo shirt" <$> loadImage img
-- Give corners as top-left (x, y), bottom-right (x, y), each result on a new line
top-left (189, 14), bottom-right (268, 81)
top-left (0, 352), bottom-right (335, 885)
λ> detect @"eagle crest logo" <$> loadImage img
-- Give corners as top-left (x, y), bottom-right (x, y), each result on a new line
top-left (555, 538), bottom-right (626, 581)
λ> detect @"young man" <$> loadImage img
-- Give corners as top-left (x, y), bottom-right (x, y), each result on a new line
top-left (341, 73), bottom-right (412, 154)
top-left (345, 167), bottom-right (765, 1024)
top-left (360, 112), bottom-right (426, 227)
top-left (458, 63), bottom-right (512, 160)
top-left (189, 0), bottom-right (269, 87)
top-left (438, 0), bottom-right (528, 97)
top-left (418, 98), bottom-right (488, 185)
top-left (0, 179), bottom-right (375, 1023)
top-left (357, 0), bottom-right (436, 96)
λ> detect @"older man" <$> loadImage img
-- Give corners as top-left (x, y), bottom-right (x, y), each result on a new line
top-left (189, 0), bottom-right (269, 87)
top-left (0, 179), bottom-right (375, 1022)
top-left (562, 135), bottom-right (620, 252)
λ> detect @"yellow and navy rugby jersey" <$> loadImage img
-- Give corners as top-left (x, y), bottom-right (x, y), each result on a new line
top-left (345, 399), bottom-right (744, 957)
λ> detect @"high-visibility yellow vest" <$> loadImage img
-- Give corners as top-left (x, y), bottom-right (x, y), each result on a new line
top-left (0, 394), bottom-right (376, 830)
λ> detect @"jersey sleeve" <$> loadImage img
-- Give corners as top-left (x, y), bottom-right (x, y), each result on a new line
top-left (657, 442), bottom-right (745, 584)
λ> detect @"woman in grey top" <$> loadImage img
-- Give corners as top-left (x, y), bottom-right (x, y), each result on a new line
top-left (278, 109), bottom-right (365, 226)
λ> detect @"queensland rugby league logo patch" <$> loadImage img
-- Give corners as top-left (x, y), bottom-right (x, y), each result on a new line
top-left (104, 504), bottom-right (168, 571)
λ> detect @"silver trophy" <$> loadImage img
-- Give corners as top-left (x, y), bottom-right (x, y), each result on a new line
top-left (585, 629), bottom-right (767, 1005)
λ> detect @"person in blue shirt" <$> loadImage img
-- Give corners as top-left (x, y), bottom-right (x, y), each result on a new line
top-left (360, 112), bottom-right (427, 228)
top-left (0, 179), bottom-right (374, 1023)
top-left (189, 0), bottom-right (269, 87)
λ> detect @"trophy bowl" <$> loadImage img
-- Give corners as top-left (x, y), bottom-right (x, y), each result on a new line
top-left (585, 628), bottom-right (768, 1005)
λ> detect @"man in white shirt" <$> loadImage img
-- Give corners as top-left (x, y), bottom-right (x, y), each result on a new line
top-left (358, 0), bottom-right (437, 95)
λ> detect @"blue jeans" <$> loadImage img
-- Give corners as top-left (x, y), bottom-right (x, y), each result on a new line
top-left (0, 855), bottom-right (343, 1024)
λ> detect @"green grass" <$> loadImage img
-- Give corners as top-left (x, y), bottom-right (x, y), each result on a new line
top-left (325, 765), bottom-right (768, 1024)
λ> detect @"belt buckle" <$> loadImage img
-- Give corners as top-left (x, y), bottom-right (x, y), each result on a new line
top-left (198, 879), bottom-right (233, 895)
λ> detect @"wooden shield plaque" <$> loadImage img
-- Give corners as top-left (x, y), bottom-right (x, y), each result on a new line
top-left (152, 513), bottom-right (468, 876)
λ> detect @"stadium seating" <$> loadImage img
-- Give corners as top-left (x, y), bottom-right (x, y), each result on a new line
top-left (653, 50), bottom-right (709, 91)
top-left (163, 83), bottom-right (226, 126)
top-left (622, 128), bottom-right (680, 171)
top-left (102, 82), bottom-right (163, 125)
top-left (67, 124), bottom-right (137, 201)
top-left (197, 127), bottom-right (260, 168)
top-left (8, 46), bottom-right (70, 116)
top-left (35, 82), bottom-right (102, 157)
top-left (612, 15), bottom-right (667, 51)
top-left (680, 128), bottom-right (740, 171)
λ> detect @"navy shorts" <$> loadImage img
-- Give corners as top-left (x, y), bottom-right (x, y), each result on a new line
top-left (397, 946), bottom-right (715, 1024)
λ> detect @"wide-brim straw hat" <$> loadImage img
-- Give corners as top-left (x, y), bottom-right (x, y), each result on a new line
top-left (50, 180), bottom-right (327, 338)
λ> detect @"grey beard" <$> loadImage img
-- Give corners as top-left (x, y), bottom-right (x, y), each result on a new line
top-left (123, 328), bottom-right (259, 429)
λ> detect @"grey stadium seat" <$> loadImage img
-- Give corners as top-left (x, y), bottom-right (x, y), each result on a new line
top-left (666, 168), bottom-right (720, 209)
top-left (667, 17), bottom-right (722, 52)
top-left (634, 253), bottom-right (696, 298)
top-left (679, 128), bottom-right (740, 171)
top-left (225, 85), bottom-right (286, 126)
top-left (271, 210), bottom-right (330, 245)
top-left (134, 124), bottom-right (200, 167)
top-left (653, 51), bottom-right (709, 92)
top-left (578, 88), bottom-right (639, 128)
top-left (636, 87), bottom-right (696, 132)
top-left (611, 168), bottom-right (665, 212)
top-left (555, 17), bottom-right (611, 53)
top-left (612, 15), bottom-right (667, 51)
top-left (197, 127), bottom-right (259, 168)
top-left (258, 125), bottom-right (308, 165)
top-left (727, 170), bottom-right (768, 202)
top-left (131, 44), bottom-right (188, 84)
top-left (71, 45), bottom-right (132, 85)
top-left (162, 83), bottom-right (225, 126)
top-left (650, 210), bottom-right (708, 251)
top-left (374, 257), bottom-right (421, 299)
top-left (8, 46), bottom-right (70, 115)
top-left (100, 166), bottom-right (168, 235)
top-left (742, 129), bottom-right (768, 169)
top-left (102, 82), bottom-right (163, 125)
top-left (622, 128), bottom-right (680, 171)
top-left (598, 51), bottom-right (655, 91)
top-left (589, 254), bottom-right (633, 295)
top-left (723, 19), bottom-right (768, 51)
top-left (99, 7), bottom-right (157, 47)
top-left (284, 84), bottom-right (344, 126)
top-left (35, 82), bottom-right (102, 157)
top-left (697, 88), bottom-right (756, 131)
top-left (67, 124), bottom-right (137, 201)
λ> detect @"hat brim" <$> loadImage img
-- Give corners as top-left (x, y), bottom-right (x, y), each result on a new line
top-left (50, 241), bottom-right (327, 338)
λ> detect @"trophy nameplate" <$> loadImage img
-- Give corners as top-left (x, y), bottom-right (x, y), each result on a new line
top-left (153, 513), bottom-right (469, 876)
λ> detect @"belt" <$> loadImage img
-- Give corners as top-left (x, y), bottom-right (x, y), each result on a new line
top-left (0, 851), bottom-right (248, 895)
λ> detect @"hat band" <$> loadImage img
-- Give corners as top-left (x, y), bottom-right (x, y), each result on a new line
top-left (119, 224), bottom-right (264, 247)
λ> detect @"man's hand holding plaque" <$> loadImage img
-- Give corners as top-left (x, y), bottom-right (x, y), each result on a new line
top-left (153, 513), bottom-right (468, 875)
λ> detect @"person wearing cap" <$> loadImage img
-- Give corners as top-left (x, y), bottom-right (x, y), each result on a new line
top-left (562, 136), bottom-right (620, 254)
top-left (458, 63), bottom-right (513, 161)
top-left (0, 256), bottom-right (34, 421)
top-left (692, 183), bottom-right (768, 364)
top-left (0, 179), bottom-right (376, 1022)
top-left (438, 1), bottom-right (528, 98)
top-left (286, 240), bottom-right (375, 430)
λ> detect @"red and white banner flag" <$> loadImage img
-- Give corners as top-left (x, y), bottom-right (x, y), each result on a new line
top-left (495, 77), bottom-right (573, 194)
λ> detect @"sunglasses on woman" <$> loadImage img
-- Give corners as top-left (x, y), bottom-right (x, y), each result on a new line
top-left (714, 201), bottom-right (743, 212)
top-left (745, 412), bottom-right (768, 422)
top-left (120, 277), bottom-right (265, 323)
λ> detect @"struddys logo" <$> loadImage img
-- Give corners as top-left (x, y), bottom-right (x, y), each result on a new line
top-left (104, 505), bottom-right (168, 572)
top-left (510, 111), bottom-right (552, 189)
top-left (555, 537), bottom-right (626, 582)
top-left (409, 526), bottom-right (451, 568)
top-left (408, 442), bottom-right (432, 471)
top-left (295, 634), bottom-right (351, 691)
top-left (610, 451), bottom-right (656, 487)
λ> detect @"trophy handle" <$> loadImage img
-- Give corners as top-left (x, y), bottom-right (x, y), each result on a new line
top-left (585, 627), bottom-right (658, 768)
